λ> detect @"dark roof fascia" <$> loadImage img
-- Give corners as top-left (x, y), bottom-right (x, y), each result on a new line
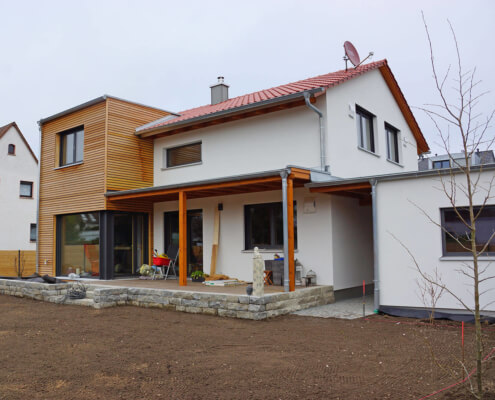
top-left (38, 95), bottom-right (179, 126)
top-left (135, 88), bottom-right (325, 137)
top-left (306, 164), bottom-right (495, 188)
top-left (105, 168), bottom-right (296, 198)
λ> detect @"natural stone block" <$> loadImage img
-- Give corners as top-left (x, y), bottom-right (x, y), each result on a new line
top-left (218, 309), bottom-right (237, 318)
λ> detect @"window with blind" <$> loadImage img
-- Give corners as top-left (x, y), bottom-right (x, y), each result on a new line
top-left (165, 142), bottom-right (202, 168)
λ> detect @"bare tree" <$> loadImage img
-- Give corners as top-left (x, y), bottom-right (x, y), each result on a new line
top-left (416, 267), bottom-right (445, 323)
top-left (405, 13), bottom-right (495, 399)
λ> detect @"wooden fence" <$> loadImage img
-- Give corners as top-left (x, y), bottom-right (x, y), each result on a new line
top-left (0, 250), bottom-right (37, 277)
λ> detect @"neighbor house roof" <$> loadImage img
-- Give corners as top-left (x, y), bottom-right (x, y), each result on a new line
top-left (0, 122), bottom-right (38, 163)
top-left (136, 59), bottom-right (429, 154)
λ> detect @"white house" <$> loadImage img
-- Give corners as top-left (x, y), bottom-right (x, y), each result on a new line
top-left (107, 59), bottom-right (438, 306)
top-left (0, 122), bottom-right (38, 251)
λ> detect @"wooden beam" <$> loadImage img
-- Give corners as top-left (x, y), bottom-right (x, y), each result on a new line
top-left (108, 176), bottom-right (282, 201)
top-left (287, 177), bottom-right (295, 292)
top-left (179, 191), bottom-right (187, 286)
top-left (310, 182), bottom-right (371, 194)
top-left (289, 167), bottom-right (311, 181)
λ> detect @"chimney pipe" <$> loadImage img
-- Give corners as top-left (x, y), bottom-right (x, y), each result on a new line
top-left (210, 76), bottom-right (229, 105)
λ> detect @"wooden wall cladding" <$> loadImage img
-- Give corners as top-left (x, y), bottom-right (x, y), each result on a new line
top-left (38, 97), bottom-right (171, 276)
top-left (106, 98), bottom-right (170, 193)
top-left (38, 101), bottom-right (107, 276)
top-left (0, 250), bottom-right (37, 277)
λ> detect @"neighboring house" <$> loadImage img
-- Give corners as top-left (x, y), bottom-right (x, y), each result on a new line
top-left (38, 59), bottom-right (434, 303)
top-left (418, 150), bottom-right (495, 170)
top-left (0, 122), bottom-right (38, 276)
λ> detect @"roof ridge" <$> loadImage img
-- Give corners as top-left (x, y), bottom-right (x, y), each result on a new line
top-left (175, 59), bottom-right (387, 114)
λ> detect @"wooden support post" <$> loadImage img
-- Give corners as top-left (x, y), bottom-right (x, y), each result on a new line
top-left (287, 177), bottom-right (295, 292)
top-left (179, 191), bottom-right (187, 286)
top-left (210, 207), bottom-right (220, 276)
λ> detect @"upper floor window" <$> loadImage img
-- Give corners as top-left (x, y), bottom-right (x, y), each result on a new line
top-left (385, 123), bottom-right (400, 163)
top-left (60, 126), bottom-right (84, 166)
top-left (356, 105), bottom-right (375, 153)
top-left (20, 181), bottom-right (33, 198)
top-left (8, 144), bottom-right (15, 155)
top-left (441, 205), bottom-right (495, 256)
top-left (433, 160), bottom-right (450, 169)
top-left (165, 142), bottom-right (201, 168)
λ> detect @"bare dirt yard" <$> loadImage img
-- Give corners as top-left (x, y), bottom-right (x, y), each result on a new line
top-left (0, 295), bottom-right (494, 400)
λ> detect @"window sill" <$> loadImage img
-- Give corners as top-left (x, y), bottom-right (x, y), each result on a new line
top-left (386, 159), bottom-right (404, 167)
top-left (439, 256), bottom-right (495, 261)
top-left (54, 161), bottom-right (83, 170)
top-left (242, 249), bottom-right (299, 254)
top-left (20, 196), bottom-right (33, 199)
top-left (357, 146), bottom-right (380, 158)
top-left (161, 161), bottom-right (202, 171)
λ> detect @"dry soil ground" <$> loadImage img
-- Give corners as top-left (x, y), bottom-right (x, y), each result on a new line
top-left (0, 295), bottom-right (494, 399)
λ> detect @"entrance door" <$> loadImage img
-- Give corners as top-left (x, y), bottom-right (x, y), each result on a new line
top-left (164, 210), bottom-right (203, 276)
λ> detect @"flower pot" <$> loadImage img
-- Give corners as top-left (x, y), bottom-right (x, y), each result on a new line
top-left (192, 276), bottom-right (205, 283)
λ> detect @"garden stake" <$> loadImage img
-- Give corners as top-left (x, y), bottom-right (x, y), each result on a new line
top-left (362, 280), bottom-right (365, 318)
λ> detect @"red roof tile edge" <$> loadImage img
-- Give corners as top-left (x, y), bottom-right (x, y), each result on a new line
top-left (138, 60), bottom-right (388, 134)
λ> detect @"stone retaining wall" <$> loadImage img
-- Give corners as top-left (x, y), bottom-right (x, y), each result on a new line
top-left (0, 279), bottom-right (335, 320)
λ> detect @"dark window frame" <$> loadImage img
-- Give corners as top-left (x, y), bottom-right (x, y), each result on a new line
top-left (244, 201), bottom-right (297, 250)
top-left (441, 205), bottom-right (495, 256)
top-left (433, 160), bottom-right (450, 169)
top-left (59, 126), bottom-right (84, 167)
top-left (56, 211), bottom-right (149, 279)
top-left (8, 144), bottom-right (15, 155)
top-left (356, 105), bottom-right (375, 153)
top-left (166, 141), bottom-right (202, 168)
top-left (30, 223), bottom-right (37, 242)
top-left (20, 181), bottom-right (33, 198)
top-left (385, 123), bottom-right (400, 163)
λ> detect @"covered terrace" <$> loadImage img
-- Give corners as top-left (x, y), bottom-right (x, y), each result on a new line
top-left (105, 167), bottom-right (313, 292)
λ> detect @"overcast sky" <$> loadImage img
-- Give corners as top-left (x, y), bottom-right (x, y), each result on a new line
top-left (1, 0), bottom-right (494, 156)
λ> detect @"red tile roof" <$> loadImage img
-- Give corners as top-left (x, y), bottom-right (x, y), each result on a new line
top-left (140, 60), bottom-right (388, 133)
top-left (137, 59), bottom-right (429, 154)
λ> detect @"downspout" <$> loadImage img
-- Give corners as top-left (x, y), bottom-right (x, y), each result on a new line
top-left (370, 179), bottom-right (379, 312)
top-left (281, 170), bottom-right (290, 292)
top-left (36, 122), bottom-right (42, 274)
top-left (303, 92), bottom-right (327, 171)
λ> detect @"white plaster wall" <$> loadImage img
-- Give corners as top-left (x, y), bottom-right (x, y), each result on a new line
top-left (0, 127), bottom-right (38, 250)
top-left (153, 103), bottom-right (324, 186)
top-left (377, 171), bottom-right (495, 311)
top-left (325, 69), bottom-right (419, 178)
top-left (153, 188), bottom-right (334, 285)
top-left (331, 195), bottom-right (373, 290)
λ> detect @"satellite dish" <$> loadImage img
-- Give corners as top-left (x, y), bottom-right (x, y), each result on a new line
top-left (344, 41), bottom-right (360, 67)
top-left (343, 41), bottom-right (374, 71)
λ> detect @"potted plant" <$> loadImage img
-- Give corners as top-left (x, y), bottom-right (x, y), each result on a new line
top-left (191, 270), bottom-right (205, 283)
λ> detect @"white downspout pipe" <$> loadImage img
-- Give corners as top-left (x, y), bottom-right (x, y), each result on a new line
top-left (370, 179), bottom-right (379, 312)
top-left (281, 170), bottom-right (290, 292)
top-left (303, 92), bottom-right (327, 171)
top-left (36, 122), bottom-right (42, 274)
